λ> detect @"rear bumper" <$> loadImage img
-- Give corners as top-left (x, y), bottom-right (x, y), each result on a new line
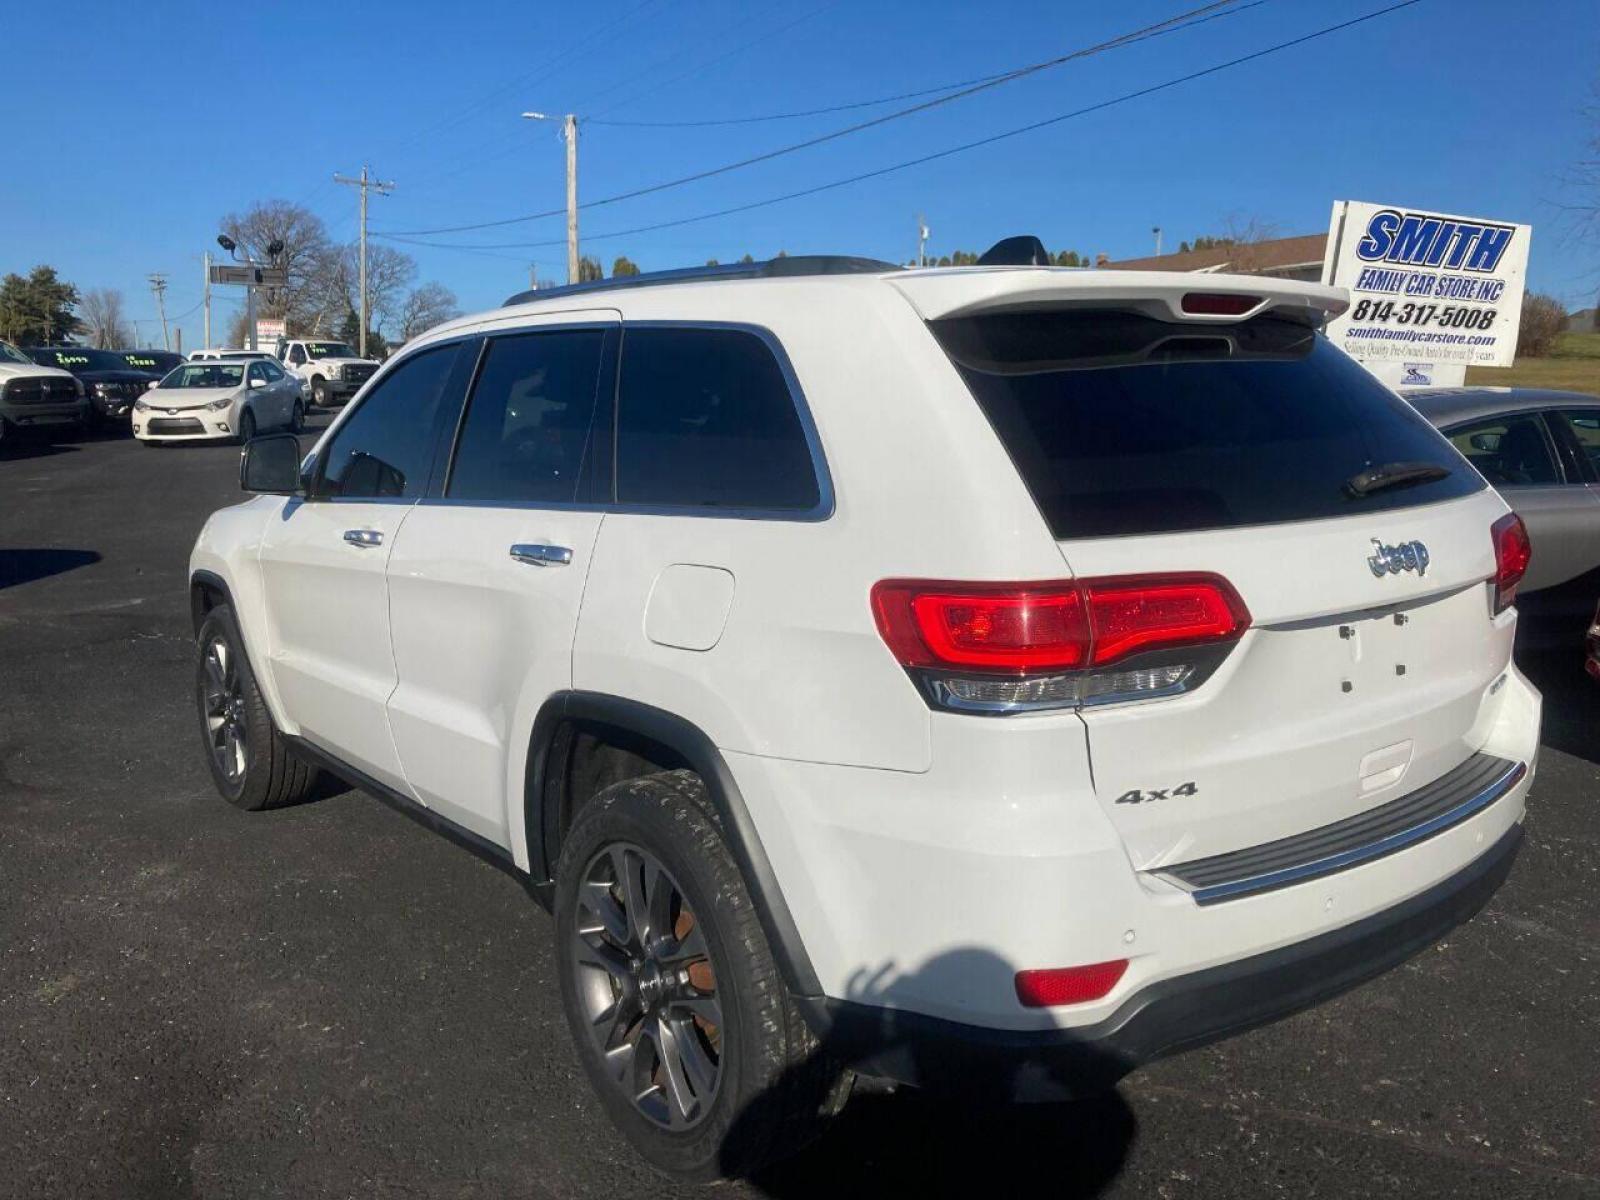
top-left (805, 821), bottom-right (1522, 1100)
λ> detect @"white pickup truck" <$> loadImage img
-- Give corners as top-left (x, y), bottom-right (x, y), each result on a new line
top-left (273, 339), bottom-right (379, 408)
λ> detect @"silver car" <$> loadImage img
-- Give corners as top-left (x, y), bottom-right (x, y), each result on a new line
top-left (1408, 387), bottom-right (1600, 637)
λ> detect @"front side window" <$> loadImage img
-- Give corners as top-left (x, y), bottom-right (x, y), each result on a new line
top-left (1445, 413), bottom-right (1560, 488)
top-left (248, 362), bottom-right (268, 386)
top-left (317, 344), bottom-right (459, 499)
top-left (615, 326), bottom-right (820, 511)
top-left (260, 359), bottom-right (285, 381)
top-left (448, 329), bottom-right (608, 504)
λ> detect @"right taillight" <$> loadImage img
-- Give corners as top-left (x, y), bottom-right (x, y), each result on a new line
top-left (1490, 512), bottom-right (1531, 615)
top-left (871, 574), bottom-right (1249, 714)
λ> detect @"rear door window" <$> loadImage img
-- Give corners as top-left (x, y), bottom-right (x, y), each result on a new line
top-left (447, 328), bottom-right (610, 504)
top-left (1551, 409), bottom-right (1600, 481)
top-left (1445, 413), bottom-right (1562, 488)
top-left (932, 310), bottom-right (1482, 539)
top-left (615, 326), bottom-right (820, 511)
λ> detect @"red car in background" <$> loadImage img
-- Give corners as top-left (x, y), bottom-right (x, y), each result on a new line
top-left (1587, 601), bottom-right (1600, 681)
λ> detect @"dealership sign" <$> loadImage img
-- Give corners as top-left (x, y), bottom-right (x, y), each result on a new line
top-left (1321, 201), bottom-right (1530, 374)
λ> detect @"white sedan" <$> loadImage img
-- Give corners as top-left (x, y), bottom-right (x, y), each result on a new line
top-left (134, 358), bottom-right (303, 445)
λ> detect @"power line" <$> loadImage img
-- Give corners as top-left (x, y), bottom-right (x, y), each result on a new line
top-left (383, 0), bottom-right (669, 165)
top-left (588, 0), bottom-right (1268, 128)
top-left (585, 1), bottom-right (843, 119)
top-left (377, 0), bottom-right (1247, 238)
top-left (378, 1), bottom-right (1422, 256)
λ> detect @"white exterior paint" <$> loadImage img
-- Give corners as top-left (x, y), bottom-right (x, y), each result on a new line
top-left (190, 264), bottom-right (1541, 1038)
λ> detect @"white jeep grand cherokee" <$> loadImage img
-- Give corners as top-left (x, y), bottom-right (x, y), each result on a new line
top-left (188, 246), bottom-right (1540, 1179)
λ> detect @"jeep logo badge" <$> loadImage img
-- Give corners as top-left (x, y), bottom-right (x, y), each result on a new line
top-left (1368, 539), bottom-right (1429, 578)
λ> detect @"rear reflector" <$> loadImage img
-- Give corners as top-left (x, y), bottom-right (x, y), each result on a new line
top-left (1181, 291), bottom-right (1260, 316)
top-left (1491, 512), bottom-right (1531, 614)
top-left (1015, 960), bottom-right (1129, 1007)
top-left (872, 574), bottom-right (1248, 673)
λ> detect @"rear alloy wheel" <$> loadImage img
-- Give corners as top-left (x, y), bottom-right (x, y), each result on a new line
top-left (572, 842), bottom-right (725, 1131)
top-left (555, 771), bottom-right (849, 1180)
top-left (195, 603), bottom-right (319, 811)
top-left (289, 400), bottom-right (304, 433)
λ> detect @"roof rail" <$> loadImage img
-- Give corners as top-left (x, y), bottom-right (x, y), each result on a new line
top-left (501, 254), bottom-right (901, 307)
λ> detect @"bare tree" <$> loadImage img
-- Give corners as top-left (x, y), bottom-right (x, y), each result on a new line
top-left (219, 199), bottom-right (335, 333)
top-left (1216, 213), bottom-right (1283, 274)
top-left (397, 282), bottom-right (460, 341)
top-left (79, 288), bottom-right (131, 348)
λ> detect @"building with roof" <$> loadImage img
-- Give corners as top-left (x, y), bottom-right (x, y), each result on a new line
top-left (1102, 233), bottom-right (1328, 282)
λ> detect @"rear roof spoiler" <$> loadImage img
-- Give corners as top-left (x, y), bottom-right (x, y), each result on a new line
top-left (891, 270), bottom-right (1350, 326)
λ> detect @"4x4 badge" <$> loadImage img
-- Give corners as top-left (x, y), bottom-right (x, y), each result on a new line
top-left (1367, 538), bottom-right (1429, 578)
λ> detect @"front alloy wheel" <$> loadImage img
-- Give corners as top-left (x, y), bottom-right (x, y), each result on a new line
top-left (200, 634), bottom-right (247, 782)
top-left (572, 842), bottom-right (723, 1129)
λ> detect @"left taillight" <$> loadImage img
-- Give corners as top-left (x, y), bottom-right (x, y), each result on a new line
top-left (871, 574), bottom-right (1249, 714)
top-left (1490, 512), bottom-right (1531, 615)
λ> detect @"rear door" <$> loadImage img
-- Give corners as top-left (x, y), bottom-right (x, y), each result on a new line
top-left (257, 341), bottom-right (465, 789)
top-left (384, 315), bottom-right (616, 847)
top-left (933, 305), bottom-right (1513, 868)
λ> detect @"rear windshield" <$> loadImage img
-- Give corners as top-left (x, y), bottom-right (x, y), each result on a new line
top-left (933, 310), bottom-right (1482, 539)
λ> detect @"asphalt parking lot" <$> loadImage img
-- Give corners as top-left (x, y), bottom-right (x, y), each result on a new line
top-left (1, 425), bottom-right (1597, 1200)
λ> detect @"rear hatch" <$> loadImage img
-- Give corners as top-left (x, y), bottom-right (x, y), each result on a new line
top-left (911, 271), bottom-right (1514, 869)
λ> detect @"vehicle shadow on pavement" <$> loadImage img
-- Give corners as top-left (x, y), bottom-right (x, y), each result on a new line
top-left (0, 548), bottom-right (101, 589)
top-left (735, 948), bottom-right (1137, 1197)
top-left (0, 439), bottom-right (79, 461)
top-left (1516, 647), bottom-right (1600, 766)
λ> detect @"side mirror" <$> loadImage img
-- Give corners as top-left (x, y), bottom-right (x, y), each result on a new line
top-left (240, 433), bottom-right (303, 495)
top-left (248, 376), bottom-right (267, 389)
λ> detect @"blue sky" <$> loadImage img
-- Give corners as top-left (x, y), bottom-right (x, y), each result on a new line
top-left (2, 0), bottom-right (1596, 349)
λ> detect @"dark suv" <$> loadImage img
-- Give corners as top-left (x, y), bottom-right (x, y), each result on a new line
top-left (118, 349), bottom-right (185, 377)
top-left (28, 347), bottom-right (160, 430)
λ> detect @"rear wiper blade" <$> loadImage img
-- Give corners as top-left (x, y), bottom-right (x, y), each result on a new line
top-left (1344, 461), bottom-right (1451, 498)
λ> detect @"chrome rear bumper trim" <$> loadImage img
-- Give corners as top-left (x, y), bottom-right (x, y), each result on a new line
top-left (1157, 756), bottom-right (1526, 906)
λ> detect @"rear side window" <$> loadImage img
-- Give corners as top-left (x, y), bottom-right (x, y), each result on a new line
top-left (933, 311), bottom-right (1482, 539)
top-left (616, 327), bottom-right (820, 511)
top-left (448, 329), bottom-right (608, 504)
top-left (1555, 409), bottom-right (1600, 479)
top-left (1445, 413), bottom-right (1559, 487)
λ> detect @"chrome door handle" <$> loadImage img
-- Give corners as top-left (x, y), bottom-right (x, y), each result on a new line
top-left (343, 529), bottom-right (384, 548)
top-left (510, 543), bottom-right (572, 567)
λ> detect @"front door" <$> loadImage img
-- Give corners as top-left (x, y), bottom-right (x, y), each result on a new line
top-left (257, 341), bottom-right (465, 789)
top-left (385, 319), bottom-right (616, 850)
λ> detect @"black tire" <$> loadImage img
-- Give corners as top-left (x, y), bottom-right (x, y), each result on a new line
top-left (289, 400), bottom-right (304, 433)
top-left (311, 377), bottom-right (328, 408)
top-left (195, 603), bottom-right (319, 812)
top-left (237, 408), bottom-right (256, 445)
top-left (554, 770), bottom-right (850, 1181)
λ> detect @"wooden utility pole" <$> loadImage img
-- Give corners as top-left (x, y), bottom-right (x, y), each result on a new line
top-left (148, 273), bottom-right (170, 351)
top-left (564, 114), bottom-right (579, 285)
top-left (522, 112), bottom-right (579, 284)
top-left (333, 165), bottom-right (395, 358)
